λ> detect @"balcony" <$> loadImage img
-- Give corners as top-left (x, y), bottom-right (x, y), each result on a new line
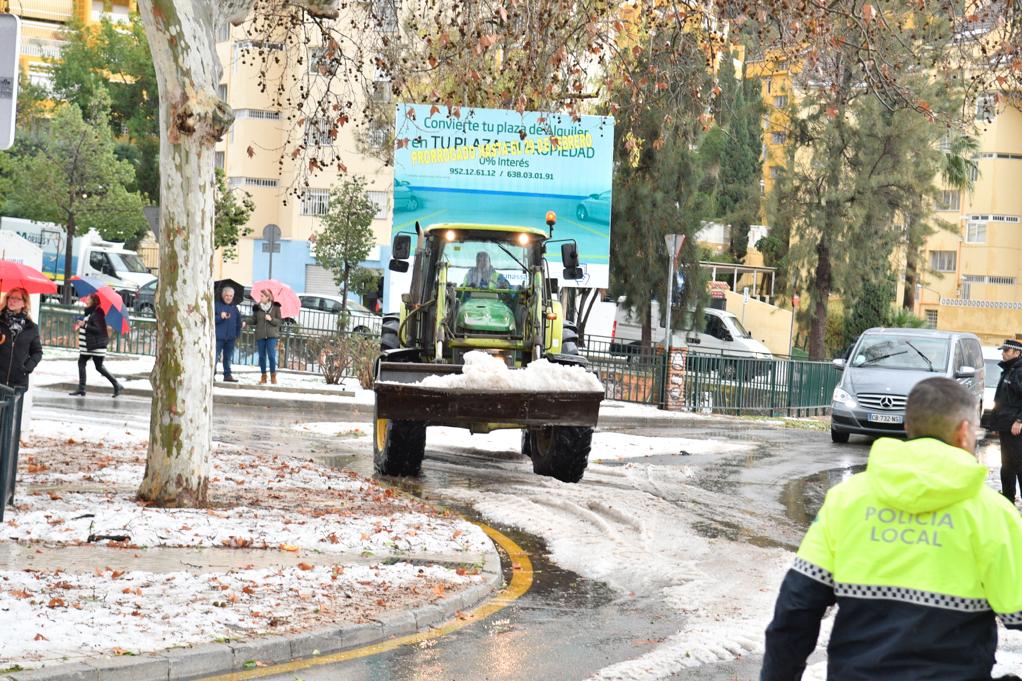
top-left (16, 0), bottom-right (75, 22)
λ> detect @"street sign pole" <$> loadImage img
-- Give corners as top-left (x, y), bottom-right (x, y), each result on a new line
top-left (662, 234), bottom-right (686, 352)
top-left (0, 13), bottom-right (22, 152)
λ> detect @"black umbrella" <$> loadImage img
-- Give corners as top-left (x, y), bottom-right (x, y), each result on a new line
top-left (214, 278), bottom-right (246, 303)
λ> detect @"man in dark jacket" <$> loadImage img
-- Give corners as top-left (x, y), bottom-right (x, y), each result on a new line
top-left (992, 338), bottom-right (1022, 502)
top-left (214, 287), bottom-right (242, 382)
top-left (761, 377), bottom-right (1022, 681)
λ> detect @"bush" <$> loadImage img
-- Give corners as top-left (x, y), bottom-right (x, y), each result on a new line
top-left (304, 333), bottom-right (378, 387)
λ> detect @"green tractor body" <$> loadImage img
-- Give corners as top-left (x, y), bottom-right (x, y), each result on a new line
top-left (373, 221), bottom-right (602, 482)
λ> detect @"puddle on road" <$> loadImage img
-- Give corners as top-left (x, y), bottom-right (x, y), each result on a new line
top-left (782, 465), bottom-right (866, 527)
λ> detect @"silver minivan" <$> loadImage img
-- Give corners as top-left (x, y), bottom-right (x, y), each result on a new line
top-left (830, 328), bottom-right (985, 443)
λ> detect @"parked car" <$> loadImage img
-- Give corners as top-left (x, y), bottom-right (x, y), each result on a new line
top-left (611, 298), bottom-right (773, 360)
top-left (575, 190), bottom-right (611, 222)
top-left (830, 328), bottom-right (985, 443)
top-left (296, 293), bottom-right (381, 335)
top-left (133, 278), bottom-right (158, 317)
top-left (394, 180), bottom-right (420, 212)
top-left (982, 345), bottom-right (1002, 426)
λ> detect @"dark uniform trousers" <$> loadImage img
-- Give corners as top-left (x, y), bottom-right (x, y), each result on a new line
top-left (1001, 430), bottom-right (1022, 502)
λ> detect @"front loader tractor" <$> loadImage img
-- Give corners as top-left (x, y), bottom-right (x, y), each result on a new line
top-left (373, 213), bottom-right (603, 483)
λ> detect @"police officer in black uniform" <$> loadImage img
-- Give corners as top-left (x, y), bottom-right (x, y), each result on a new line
top-left (992, 338), bottom-right (1022, 503)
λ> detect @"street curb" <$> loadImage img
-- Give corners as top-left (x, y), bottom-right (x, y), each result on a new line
top-left (45, 382), bottom-right (375, 415)
top-left (3, 548), bottom-right (503, 681)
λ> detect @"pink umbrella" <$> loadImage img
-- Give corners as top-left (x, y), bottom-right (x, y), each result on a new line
top-left (250, 279), bottom-right (300, 320)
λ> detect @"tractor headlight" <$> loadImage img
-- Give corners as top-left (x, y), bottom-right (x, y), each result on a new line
top-left (832, 387), bottom-right (857, 409)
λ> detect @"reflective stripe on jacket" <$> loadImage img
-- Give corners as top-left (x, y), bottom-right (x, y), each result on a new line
top-left (762, 436), bottom-right (1022, 681)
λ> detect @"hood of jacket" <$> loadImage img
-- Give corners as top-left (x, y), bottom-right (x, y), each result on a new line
top-left (866, 437), bottom-right (986, 513)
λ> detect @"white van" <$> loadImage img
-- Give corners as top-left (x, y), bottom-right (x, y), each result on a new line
top-left (610, 297), bottom-right (773, 359)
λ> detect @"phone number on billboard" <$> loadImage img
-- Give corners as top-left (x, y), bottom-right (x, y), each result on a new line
top-left (506, 171), bottom-right (554, 180)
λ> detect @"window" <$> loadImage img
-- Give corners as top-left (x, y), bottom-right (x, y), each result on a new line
top-left (305, 118), bottom-right (334, 147)
top-left (765, 78), bottom-right (772, 94)
top-left (929, 250), bottom-right (956, 273)
top-left (234, 109), bottom-right (280, 120)
top-left (228, 177), bottom-right (278, 188)
top-left (770, 131), bottom-right (786, 145)
top-left (967, 163), bottom-right (979, 183)
top-left (214, 151), bottom-right (225, 170)
top-left (302, 189), bottom-right (330, 216)
top-left (218, 83), bottom-right (227, 100)
top-left (773, 95), bottom-right (788, 108)
top-left (216, 22), bottom-right (230, 42)
top-left (769, 165), bottom-right (781, 179)
top-left (938, 133), bottom-right (952, 151)
top-left (367, 190), bottom-right (388, 219)
top-left (937, 190), bottom-right (960, 211)
top-left (966, 220), bottom-right (987, 243)
top-left (369, 125), bottom-right (389, 149)
top-left (925, 310), bottom-right (938, 329)
top-left (372, 79), bottom-right (392, 102)
top-left (372, 0), bottom-right (400, 32)
top-left (309, 46), bottom-right (340, 76)
top-left (975, 94), bottom-right (997, 123)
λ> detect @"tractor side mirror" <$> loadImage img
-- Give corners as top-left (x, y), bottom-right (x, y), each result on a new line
top-left (561, 242), bottom-right (583, 279)
top-left (392, 234), bottom-right (411, 260)
top-left (389, 259), bottom-right (410, 273)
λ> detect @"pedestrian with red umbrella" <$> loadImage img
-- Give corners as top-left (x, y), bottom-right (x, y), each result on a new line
top-left (67, 278), bottom-right (125, 398)
top-left (0, 261), bottom-right (56, 392)
top-left (0, 288), bottom-right (43, 390)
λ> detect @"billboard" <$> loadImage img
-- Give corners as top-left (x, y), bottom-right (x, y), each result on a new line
top-left (386, 104), bottom-right (614, 309)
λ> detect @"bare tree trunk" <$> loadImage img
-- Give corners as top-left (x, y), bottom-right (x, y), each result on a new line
top-left (62, 213), bottom-right (75, 305)
top-left (903, 249), bottom-right (917, 310)
top-left (136, 0), bottom-right (238, 507)
top-left (808, 239), bottom-right (831, 360)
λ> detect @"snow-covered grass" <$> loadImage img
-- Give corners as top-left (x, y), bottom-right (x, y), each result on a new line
top-left (0, 423), bottom-right (493, 668)
top-left (1, 562), bottom-right (483, 664)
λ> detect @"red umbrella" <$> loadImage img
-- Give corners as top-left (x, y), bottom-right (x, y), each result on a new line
top-left (70, 276), bottom-right (130, 334)
top-left (250, 279), bottom-right (301, 320)
top-left (0, 260), bottom-right (58, 295)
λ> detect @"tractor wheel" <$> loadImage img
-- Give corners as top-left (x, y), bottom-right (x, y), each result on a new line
top-left (380, 315), bottom-right (400, 351)
top-left (520, 429), bottom-right (532, 458)
top-left (528, 425), bottom-right (592, 483)
top-left (561, 322), bottom-right (580, 355)
top-left (373, 403), bottom-right (426, 476)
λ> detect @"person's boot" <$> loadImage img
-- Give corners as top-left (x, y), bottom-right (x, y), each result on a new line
top-left (112, 382), bottom-right (123, 398)
top-left (68, 386), bottom-right (85, 396)
top-left (271, 372), bottom-right (278, 385)
top-left (260, 373), bottom-right (267, 384)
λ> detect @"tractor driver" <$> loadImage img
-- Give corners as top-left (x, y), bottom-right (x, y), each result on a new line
top-left (463, 251), bottom-right (511, 289)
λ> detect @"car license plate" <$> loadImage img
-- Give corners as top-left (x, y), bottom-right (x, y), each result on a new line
top-left (868, 413), bottom-right (903, 424)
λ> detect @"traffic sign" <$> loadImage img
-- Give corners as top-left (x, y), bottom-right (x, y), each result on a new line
top-left (0, 13), bottom-right (21, 151)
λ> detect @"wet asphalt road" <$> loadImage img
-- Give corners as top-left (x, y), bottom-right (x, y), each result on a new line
top-left (30, 388), bottom-right (884, 681)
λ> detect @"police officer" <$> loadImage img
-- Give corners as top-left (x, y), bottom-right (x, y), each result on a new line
top-left (761, 377), bottom-right (1022, 681)
top-left (992, 338), bottom-right (1022, 503)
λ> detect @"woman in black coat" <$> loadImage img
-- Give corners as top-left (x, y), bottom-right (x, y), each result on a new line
top-left (68, 294), bottom-right (122, 397)
top-left (0, 287), bottom-right (43, 390)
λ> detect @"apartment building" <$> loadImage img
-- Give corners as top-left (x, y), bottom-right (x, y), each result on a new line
top-left (746, 50), bottom-right (1022, 346)
top-left (212, 22), bottom-right (394, 300)
top-left (918, 101), bottom-right (1022, 345)
top-left (8, 0), bottom-right (395, 302)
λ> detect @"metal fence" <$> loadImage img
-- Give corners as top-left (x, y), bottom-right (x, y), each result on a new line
top-left (0, 386), bottom-right (25, 523)
top-left (37, 305), bottom-right (373, 375)
top-left (581, 335), bottom-right (839, 415)
top-left (36, 306), bottom-right (838, 416)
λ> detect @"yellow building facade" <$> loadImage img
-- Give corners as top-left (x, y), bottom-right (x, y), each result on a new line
top-left (8, 0), bottom-right (396, 304)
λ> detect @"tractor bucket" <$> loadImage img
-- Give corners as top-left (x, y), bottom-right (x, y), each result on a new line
top-left (374, 362), bottom-right (603, 428)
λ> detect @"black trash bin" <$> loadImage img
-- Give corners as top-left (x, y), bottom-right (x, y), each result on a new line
top-left (0, 385), bottom-right (25, 522)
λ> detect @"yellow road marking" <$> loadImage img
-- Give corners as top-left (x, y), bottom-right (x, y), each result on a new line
top-left (200, 522), bottom-right (533, 680)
